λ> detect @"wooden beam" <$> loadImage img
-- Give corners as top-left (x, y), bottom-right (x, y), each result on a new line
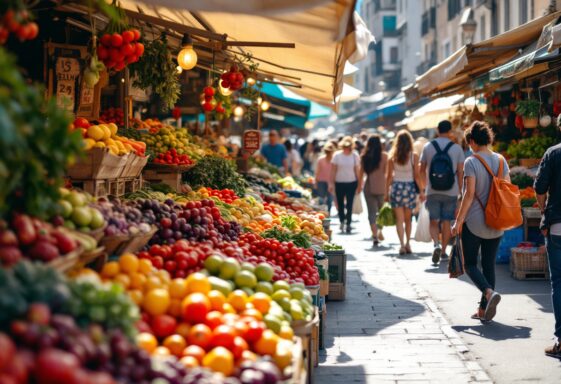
top-left (225, 41), bottom-right (295, 48)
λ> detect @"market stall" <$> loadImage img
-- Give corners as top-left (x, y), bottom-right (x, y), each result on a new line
top-left (0, 0), bottom-right (365, 383)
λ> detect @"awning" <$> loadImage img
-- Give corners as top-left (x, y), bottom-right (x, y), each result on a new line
top-left (114, 0), bottom-right (370, 107)
top-left (365, 93), bottom-right (406, 120)
top-left (260, 83), bottom-right (332, 119)
top-left (416, 11), bottom-right (561, 97)
top-left (336, 83), bottom-right (362, 103)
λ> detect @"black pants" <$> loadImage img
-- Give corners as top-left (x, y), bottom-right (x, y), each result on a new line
top-left (461, 223), bottom-right (502, 309)
top-left (335, 181), bottom-right (357, 227)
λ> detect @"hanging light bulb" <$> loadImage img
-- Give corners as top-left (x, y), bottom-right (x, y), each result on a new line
top-left (257, 97), bottom-right (263, 105)
top-left (176, 65), bottom-right (183, 74)
top-left (219, 83), bottom-right (233, 96)
top-left (177, 34), bottom-right (198, 70)
top-left (260, 100), bottom-right (270, 111)
top-left (246, 76), bottom-right (256, 86)
top-left (233, 105), bottom-right (245, 117)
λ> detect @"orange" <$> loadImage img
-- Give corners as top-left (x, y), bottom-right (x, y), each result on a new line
top-left (119, 253), bottom-right (139, 274)
top-left (129, 273), bottom-right (147, 290)
top-left (143, 288), bottom-right (171, 316)
top-left (227, 290), bottom-right (248, 312)
top-left (175, 322), bottom-right (191, 339)
top-left (222, 303), bottom-right (236, 314)
top-left (186, 273), bottom-right (211, 294)
top-left (274, 339), bottom-right (293, 369)
top-left (163, 334), bottom-right (187, 356)
top-left (129, 289), bottom-right (144, 305)
top-left (101, 261), bottom-right (120, 278)
top-left (254, 330), bottom-right (279, 356)
top-left (136, 332), bottom-right (158, 353)
top-left (169, 278), bottom-right (189, 299)
top-left (202, 346), bottom-right (234, 376)
top-left (182, 345), bottom-right (206, 363)
top-left (168, 299), bottom-right (183, 318)
top-left (278, 325), bottom-right (294, 340)
top-left (138, 259), bottom-right (153, 275)
top-left (250, 292), bottom-right (271, 315)
top-left (145, 276), bottom-right (163, 291)
top-left (114, 274), bottom-right (131, 289)
top-left (179, 355), bottom-right (199, 368)
top-left (207, 290), bottom-right (227, 312)
top-left (241, 308), bottom-right (263, 321)
top-left (153, 346), bottom-right (171, 356)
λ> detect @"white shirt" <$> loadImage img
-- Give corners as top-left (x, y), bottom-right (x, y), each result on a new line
top-left (331, 151), bottom-right (359, 183)
top-left (551, 222), bottom-right (561, 236)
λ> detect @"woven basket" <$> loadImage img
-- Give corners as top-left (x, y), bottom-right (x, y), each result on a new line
top-left (510, 247), bottom-right (547, 273)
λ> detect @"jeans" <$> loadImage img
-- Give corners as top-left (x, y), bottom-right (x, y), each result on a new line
top-left (426, 194), bottom-right (457, 221)
top-left (335, 181), bottom-right (357, 227)
top-left (316, 181), bottom-right (333, 214)
top-left (462, 223), bottom-right (502, 309)
top-left (546, 234), bottom-right (561, 339)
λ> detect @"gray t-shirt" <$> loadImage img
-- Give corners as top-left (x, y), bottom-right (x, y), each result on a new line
top-left (420, 138), bottom-right (465, 197)
top-left (463, 152), bottom-right (509, 239)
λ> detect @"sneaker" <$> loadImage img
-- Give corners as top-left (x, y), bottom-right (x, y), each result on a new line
top-left (545, 343), bottom-right (561, 359)
top-left (346, 225), bottom-right (352, 234)
top-left (340, 223), bottom-right (345, 232)
top-left (483, 291), bottom-right (501, 322)
top-left (432, 246), bottom-right (442, 264)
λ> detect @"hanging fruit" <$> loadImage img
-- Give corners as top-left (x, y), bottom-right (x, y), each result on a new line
top-left (220, 64), bottom-right (245, 92)
top-left (84, 37), bottom-right (106, 87)
top-left (0, 2), bottom-right (39, 45)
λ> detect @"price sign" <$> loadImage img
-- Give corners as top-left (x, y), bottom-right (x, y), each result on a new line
top-left (55, 57), bottom-right (80, 112)
top-left (243, 130), bottom-right (261, 154)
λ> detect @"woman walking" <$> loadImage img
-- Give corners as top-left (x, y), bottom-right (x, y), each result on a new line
top-left (385, 130), bottom-right (423, 255)
top-left (315, 143), bottom-right (335, 216)
top-left (358, 134), bottom-right (388, 247)
top-left (452, 121), bottom-right (506, 322)
top-left (329, 136), bottom-right (360, 233)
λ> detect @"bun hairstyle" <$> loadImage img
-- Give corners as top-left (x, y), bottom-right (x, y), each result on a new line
top-left (464, 121), bottom-right (494, 146)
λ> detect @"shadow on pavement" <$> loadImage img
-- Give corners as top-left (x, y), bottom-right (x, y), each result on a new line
top-left (452, 322), bottom-right (532, 341)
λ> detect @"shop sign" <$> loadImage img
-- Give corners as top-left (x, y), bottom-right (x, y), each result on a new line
top-left (243, 130), bottom-right (261, 154)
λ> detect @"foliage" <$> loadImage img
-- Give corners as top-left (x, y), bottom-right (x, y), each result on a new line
top-left (510, 171), bottom-right (535, 189)
top-left (506, 136), bottom-right (556, 159)
top-left (183, 156), bottom-right (248, 196)
top-left (515, 99), bottom-right (540, 118)
top-left (261, 226), bottom-right (312, 249)
top-left (129, 35), bottom-right (180, 111)
top-left (0, 47), bottom-right (84, 219)
top-left (322, 243), bottom-right (343, 251)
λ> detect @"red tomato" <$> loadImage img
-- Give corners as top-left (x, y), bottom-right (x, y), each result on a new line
top-left (164, 260), bottom-right (177, 273)
top-left (151, 315), bottom-right (177, 338)
top-left (245, 321), bottom-right (265, 343)
top-left (211, 325), bottom-right (236, 350)
top-left (110, 33), bottom-right (123, 47)
top-left (131, 28), bottom-right (141, 41)
top-left (100, 33), bottom-right (112, 46)
top-left (188, 324), bottom-right (212, 350)
top-left (121, 42), bottom-right (135, 56)
top-left (121, 30), bottom-right (135, 43)
top-left (151, 256), bottom-right (164, 269)
top-left (232, 336), bottom-right (249, 360)
top-left (182, 293), bottom-right (211, 324)
top-left (135, 42), bottom-right (144, 56)
top-left (204, 311), bottom-right (224, 330)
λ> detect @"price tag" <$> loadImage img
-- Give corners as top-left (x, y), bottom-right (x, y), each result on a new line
top-left (80, 85), bottom-right (94, 105)
top-left (56, 80), bottom-right (75, 111)
top-left (243, 130), bottom-right (261, 154)
top-left (55, 57), bottom-right (80, 111)
top-left (56, 57), bottom-right (80, 80)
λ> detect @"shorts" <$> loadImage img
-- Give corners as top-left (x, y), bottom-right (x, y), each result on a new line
top-left (364, 193), bottom-right (384, 225)
top-left (390, 181), bottom-right (417, 210)
top-left (426, 194), bottom-right (457, 221)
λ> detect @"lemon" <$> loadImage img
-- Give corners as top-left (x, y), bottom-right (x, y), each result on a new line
top-left (87, 125), bottom-right (105, 141)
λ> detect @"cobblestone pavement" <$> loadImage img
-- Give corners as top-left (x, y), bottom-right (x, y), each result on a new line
top-left (316, 216), bottom-right (492, 384)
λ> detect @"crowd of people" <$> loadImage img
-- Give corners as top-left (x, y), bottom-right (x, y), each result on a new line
top-left (257, 120), bottom-right (561, 359)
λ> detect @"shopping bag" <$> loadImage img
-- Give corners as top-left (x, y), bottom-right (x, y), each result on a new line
top-left (352, 195), bottom-right (363, 215)
top-left (414, 202), bottom-right (431, 243)
top-left (448, 234), bottom-right (465, 278)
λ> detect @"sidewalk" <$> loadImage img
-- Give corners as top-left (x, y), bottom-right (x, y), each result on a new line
top-left (316, 215), bottom-right (492, 383)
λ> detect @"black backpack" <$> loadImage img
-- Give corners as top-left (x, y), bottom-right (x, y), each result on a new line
top-left (429, 141), bottom-right (455, 191)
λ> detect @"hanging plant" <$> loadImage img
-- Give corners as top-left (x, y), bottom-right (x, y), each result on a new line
top-left (515, 99), bottom-right (540, 129)
top-left (129, 35), bottom-right (180, 111)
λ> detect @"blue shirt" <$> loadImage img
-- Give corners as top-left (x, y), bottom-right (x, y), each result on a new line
top-left (261, 144), bottom-right (287, 168)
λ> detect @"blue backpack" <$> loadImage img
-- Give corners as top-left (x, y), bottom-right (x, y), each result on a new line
top-left (429, 141), bottom-right (455, 191)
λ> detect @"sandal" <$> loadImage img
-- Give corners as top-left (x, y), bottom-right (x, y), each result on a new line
top-left (373, 238), bottom-right (380, 247)
top-left (470, 308), bottom-right (490, 323)
top-left (405, 244), bottom-right (412, 254)
top-left (399, 246), bottom-right (406, 255)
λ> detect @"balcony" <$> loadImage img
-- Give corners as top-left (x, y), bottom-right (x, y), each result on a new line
top-left (421, 7), bottom-right (436, 37)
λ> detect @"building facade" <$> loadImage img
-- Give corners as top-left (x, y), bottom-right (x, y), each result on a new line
top-left (397, 0), bottom-right (423, 87)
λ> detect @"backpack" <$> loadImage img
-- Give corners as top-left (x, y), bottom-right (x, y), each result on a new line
top-left (429, 141), bottom-right (456, 191)
top-left (473, 154), bottom-right (523, 231)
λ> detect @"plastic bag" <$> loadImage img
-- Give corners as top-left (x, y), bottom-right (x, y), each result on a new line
top-left (448, 234), bottom-right (465, 278)
top-left (352, 195), bottom-right (363, 215)
top-left (414, 202), bottom-right (431, 243)
top-left (376, 203), bottom-right (395, 227)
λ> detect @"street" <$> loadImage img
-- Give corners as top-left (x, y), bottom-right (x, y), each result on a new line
top-left (317, 206), bottom-right (561, 383)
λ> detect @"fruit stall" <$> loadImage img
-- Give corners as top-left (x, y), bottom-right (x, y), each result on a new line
top-left (0, 0), bottom-right (368, 383)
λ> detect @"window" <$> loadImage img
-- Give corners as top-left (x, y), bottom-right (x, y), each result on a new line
top-left (504, 0), bottom-right (510, 31)
top-left (519, 0), bottom-right (528, 25)
top-left (390, 46), bottom-right (399, 63)
top-left (383, 15), bottom-right (397, 34)
top-left (447, 0), bottom-right (461, 20)
top-left (443, 41), bottom-right (451, 59)
top-left (480, 14), bottom-right (486, 41)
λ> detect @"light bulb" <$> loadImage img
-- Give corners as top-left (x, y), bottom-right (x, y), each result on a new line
top-left (233, 105), bottom-right (245, 117)
top-left (257, 97), bottom-right (263, 105)
top-left (247, 77), bottom-right (256, 86)
top-left (177, 34), bottom-right (198, 70)
top-left (176, 65), bottom-right (183, 74)
top-left (260, 101), bottom-right (270, 111)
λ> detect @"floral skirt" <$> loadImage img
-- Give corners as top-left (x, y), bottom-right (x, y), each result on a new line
top-left (390, 181), bottom-right (418, 209)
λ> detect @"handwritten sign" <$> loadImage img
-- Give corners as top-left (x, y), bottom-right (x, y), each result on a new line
top-left (55, 57), bottom-right (80, 111)
top-left (243, 130), bottom-right (261, 154)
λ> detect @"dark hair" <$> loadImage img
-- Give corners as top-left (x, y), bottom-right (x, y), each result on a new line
top-left (284, 140), bottom-right (293, 150)
top-left (437, 120), bottom-right (452, 134)
top-left (465, 121), bottom-right (494, 146)
top-left (361, 134), bottom-right (383, 174)
top-left (390, 130), bottom-right (414, 165)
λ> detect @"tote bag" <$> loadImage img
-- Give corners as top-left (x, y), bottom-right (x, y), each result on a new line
top-left (448, 234), bottom-right (465, 278)
top-left (414, 202), bottom-right (431, 243)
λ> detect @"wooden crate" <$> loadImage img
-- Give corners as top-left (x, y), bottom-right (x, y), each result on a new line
top-left (510, 247), bottom-right (549, 280)
top-left (317, 258), bottom-right (329, 296)
top-left (311, 317), bottom-right (320, 368)
top-left (119, 226), bottom-right (158, 254)
top-left (142, 169), bottom-right (183, 192)
top-left (108, 179), bottom-right (126, 196)
top-left (124, 177), bottom-right (143, 194)
top-left (326, 251), bottom-right (346, 284)
top-left (71, 179), bottom-right (108, 198)
top-left (327, 282), bottom-right (346, 301)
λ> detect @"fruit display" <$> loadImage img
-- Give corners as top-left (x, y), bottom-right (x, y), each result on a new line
top-left (154, 149), bottom-right (195, 166)
top-left (92, 198), bottom-right (153, 238)
top-left (100, 107), bottom-right (125, 127)
top-left (184, 156), bottom-right (248, 196)
top-left (0, 5), bottom-right (39, 45)
top-left (73, 117), bottom-right (147, 156)
top-left (141, 126), bottom-right (207, 160)
top-left (98, 28), bottom-right (144, 72)
top-left (51, 189), bottom-right (106, 232)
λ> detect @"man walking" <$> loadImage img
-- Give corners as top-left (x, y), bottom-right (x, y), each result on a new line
top-left (420, 120), bottom-right (465, 265)
top-left (259, 130), bottom-right (288, 172)
top-left (535, 118), bottom-right (561, 359)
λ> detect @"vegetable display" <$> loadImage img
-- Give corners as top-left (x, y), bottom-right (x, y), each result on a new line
top-left (184, 156), bottom-right (248, 197)
top-left (506, 136), bottom-right (556, 159)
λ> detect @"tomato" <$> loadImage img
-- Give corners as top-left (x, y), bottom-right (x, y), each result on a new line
top-left (211, 325), bottom-right (236, 350)
top-left (110, 33), bottom-right (123, 47)
top-left (135, 42), bottom-right (144, 56)
top-left (121, 30), bottom-right (135, 43)
top-left (131, 28), bottom-right (141, 41)
top-left (151, 315), bottom-right (177, 338)
top-left (100, 33), bottom-right (112, 46)
top-left (232, 336), bottom-right (249, 360)
top-left (182, 293), bottom-right (211, 324)
top-left (205, 311), bottom-right (224, 330)
top-left (188, 324), bottom-right (212, 350)
top-left (151, 256), bottom-right (164, 269)
top-left (73, 117), bottom-right (90, 128)
top-left (164, 260), bottom-right (177, 272)
top-left (183, 345), bottom-right (205, 363)
top-left (245, 321), bottom-right (265, 343)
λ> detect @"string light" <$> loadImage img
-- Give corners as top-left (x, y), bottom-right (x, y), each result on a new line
top-left (177, 34), bottom-right (197, 70)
